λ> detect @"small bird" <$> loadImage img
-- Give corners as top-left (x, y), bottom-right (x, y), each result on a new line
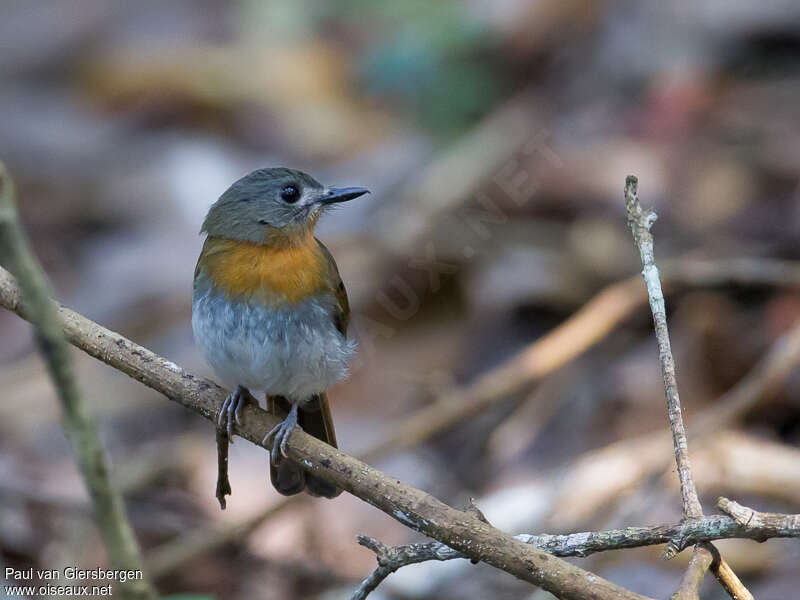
top-left (192, 167), bottom-right (368, 497)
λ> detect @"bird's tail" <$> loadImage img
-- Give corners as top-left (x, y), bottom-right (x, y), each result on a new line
top-left (268, 393), bottom-right (341, 498)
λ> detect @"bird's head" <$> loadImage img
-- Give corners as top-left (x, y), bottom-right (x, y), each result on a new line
top-left (201, 167), bottom-right (369, 245)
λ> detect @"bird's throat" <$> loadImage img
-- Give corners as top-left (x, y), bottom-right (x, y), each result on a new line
top-left (198, 233), bottom-right (327, 304)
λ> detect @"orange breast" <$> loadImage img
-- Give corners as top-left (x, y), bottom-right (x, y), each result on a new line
top-left (199, 235), bottom-right (328, 304)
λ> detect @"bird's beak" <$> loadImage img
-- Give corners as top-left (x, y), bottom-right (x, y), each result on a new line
top-left (320, 187), bottom-right (370, 205)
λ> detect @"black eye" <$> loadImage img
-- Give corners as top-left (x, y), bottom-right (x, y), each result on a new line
top-left (280, 185), bottom-right (300, 203)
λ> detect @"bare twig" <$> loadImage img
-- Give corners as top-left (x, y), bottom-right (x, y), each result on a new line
top-left (676, 543), bottom-right (753, 600)
top-left (625, 175), bottom-right (701, 520)
top-left (718, 497), bottom-right (800, 532)
top-left (624, 175), bottom-right (754, 600)
top-left (350, 509), bottom-right (800, 579)
top-left (671, 545), bottom-right (714, 600)
top-left (623, 175), bottom-right (710, 599)
top-left (0, 266), bottom-right (651, 600)
top-left (704, 543), bottom-right (754, 600)
top-left (0, 164), bottom-right (156, 600)
top-left (351, 535), bottom-right (451, 600)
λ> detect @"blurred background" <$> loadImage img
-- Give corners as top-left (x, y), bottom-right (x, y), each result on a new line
top-left (2, 1), bottom-right (800, 598)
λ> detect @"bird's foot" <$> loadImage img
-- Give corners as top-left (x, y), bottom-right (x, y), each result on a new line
top-left (218, 385), bottom-right (253, 442)
top-left (262, 403), bottom-right (301, 464)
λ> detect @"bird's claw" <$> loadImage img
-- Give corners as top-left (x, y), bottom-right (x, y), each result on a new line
top-left (218, 385), bottom-right (251, 442)
top-left (262, 404), bottom-right (301, 464)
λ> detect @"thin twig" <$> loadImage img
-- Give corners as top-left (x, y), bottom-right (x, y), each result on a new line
top-left (624, 176), bottom-right (754, 600)
top-left (671, 545), bottom-right (714, 600)
top-left (623, 175), bottom-right (709, 599)
top-left (351, 537), bottom-right (402, 600)
top-left (704, 543), bottom-right (754, 600)
top-left (0, 266), bottom-right (650, 600)
top-left (718, 497), bottom-right (800, 532)
top-left (624, 175), bottom-right (702, 520)
top-left (350, 509), bottom-right (800, 574)
top-left (0, 164), bottom-right (156, 600)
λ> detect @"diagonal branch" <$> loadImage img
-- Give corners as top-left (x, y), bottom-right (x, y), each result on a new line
top-left (0, 265), bottom-right (651, 600)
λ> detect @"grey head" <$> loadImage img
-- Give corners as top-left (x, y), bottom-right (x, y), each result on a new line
top-left (201, 167), bottom-right (369, 244)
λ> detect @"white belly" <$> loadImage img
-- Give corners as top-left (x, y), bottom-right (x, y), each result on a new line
top-left (192, 288), bottom-right (355, 401)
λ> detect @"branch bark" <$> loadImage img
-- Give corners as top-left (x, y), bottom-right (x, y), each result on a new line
top-left (349, 507), bottom-right (800, 597)
top-left (624, 175), bottom-right (711, 600)
top-left (0, 265), bottom-right (650, 600)
top-left (624, 175), bottom-right (753, 600)
top-left (625, 175), bottom-right (701, 520)
top-left (0, 164), bottom-right (156, 600)
top-left (703, 543), bottom-right (754, 600)
top-left (672, 546), bottom-right (714, 600)
top-left (719, 497), bottom-right (800, 533)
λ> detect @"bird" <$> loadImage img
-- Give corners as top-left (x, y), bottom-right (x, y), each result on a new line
top-left (192, 167), bottom-right (368, 498)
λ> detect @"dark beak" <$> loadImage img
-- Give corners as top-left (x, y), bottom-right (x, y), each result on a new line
top-left (320, 186), bottom-right (370, 205)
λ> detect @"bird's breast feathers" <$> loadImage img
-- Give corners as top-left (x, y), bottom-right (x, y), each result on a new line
top-left (192, 234), bottom-right (354, 399)
top-left (196, 234), bottom-right (330, 305)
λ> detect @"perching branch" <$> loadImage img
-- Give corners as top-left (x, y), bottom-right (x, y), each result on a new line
top-left (0, 265), bottom-right (651, 600)
top-left (0, 164), bottom-right (156, 600)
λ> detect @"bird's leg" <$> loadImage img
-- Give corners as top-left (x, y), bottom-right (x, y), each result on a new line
top-left (217, 385), bottom-right (255, 441)
top-left (262, 402), bottom-right (302, 464)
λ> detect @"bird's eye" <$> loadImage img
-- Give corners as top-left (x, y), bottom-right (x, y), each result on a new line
top-left (280, 185), bottom-right (300, 203)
